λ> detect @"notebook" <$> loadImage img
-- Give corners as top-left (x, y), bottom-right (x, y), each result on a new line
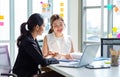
top-left (57, 44), bottom-right (99, 68)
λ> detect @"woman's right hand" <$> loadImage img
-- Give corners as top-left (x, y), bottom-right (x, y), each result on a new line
top-left (49, 51), bottom-right (59, 56)
top-left (48, 51), bottom-right (62, 59)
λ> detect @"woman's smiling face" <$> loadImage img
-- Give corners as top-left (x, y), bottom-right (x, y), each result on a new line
top-left (52, 19), bottom-right (64, 33)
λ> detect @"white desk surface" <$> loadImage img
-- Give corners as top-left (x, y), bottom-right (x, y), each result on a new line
top-left (48, 62), bottom-right (120, 77)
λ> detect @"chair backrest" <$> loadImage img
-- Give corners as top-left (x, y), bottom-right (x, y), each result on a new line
top-left (0, 45), bottom-right (11, 72)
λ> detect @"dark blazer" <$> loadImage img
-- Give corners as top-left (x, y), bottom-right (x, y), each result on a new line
top-left (13, 33), bottom-right (50, 77)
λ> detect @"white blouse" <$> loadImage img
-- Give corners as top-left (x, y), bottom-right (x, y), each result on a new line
top-left (46, 32), bottom-right (72, 54)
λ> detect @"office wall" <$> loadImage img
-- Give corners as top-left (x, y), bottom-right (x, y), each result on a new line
top-left (68, 0), bottom-right (82, 52)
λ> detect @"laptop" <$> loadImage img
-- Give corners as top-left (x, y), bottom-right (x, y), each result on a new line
top-left (57, 44), bottom-right (99, 68)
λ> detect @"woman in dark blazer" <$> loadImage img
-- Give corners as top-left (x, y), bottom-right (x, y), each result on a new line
top-left (13, 13), bottom-right (60, 77)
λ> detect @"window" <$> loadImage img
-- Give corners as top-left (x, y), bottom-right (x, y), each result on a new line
top-left (82, 0), bottom-right (117, 43)
top-left (82, 0), bottom-right (119, 57)
top-left (86, 0), bottom-right (101, 6)
top-left (86, 9), bottom-right (101, 41)
top-left (0, 0), bottom-right (10, 40)
top-left (14, 0), bottom-right (27, 59)
top-left (15, 0), bottom-right (27, 40)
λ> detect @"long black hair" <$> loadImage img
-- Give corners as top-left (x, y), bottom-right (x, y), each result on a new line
top-left (17, 13), bottom-right (44, 47)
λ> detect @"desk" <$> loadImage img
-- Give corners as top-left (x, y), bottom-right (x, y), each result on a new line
top-left (48, 63), bottom-right (120, 77)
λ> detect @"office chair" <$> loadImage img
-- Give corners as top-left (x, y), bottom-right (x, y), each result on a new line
top-left (0, 45), bottom-right (17, 77)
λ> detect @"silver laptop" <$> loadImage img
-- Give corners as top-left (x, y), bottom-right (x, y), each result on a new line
top-left (58, 44), bottom-right (99, 68)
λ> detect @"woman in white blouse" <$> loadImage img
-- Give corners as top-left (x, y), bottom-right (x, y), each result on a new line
top-left (42, 14), bottom-right (74, 59)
